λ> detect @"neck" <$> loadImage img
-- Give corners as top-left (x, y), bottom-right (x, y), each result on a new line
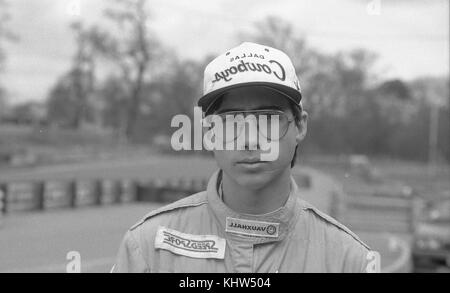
top-left (221, 168), bottom-right (292, 215)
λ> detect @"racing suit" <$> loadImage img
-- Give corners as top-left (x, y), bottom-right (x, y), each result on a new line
top-left (113, 170), bottom-right (371, 273)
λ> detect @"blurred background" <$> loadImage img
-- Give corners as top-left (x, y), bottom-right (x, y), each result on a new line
top-left (0, 0), bottom-right (449, 273)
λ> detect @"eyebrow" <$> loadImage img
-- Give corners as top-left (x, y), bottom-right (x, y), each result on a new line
top-left (217, 105), bottom-right (286, 113)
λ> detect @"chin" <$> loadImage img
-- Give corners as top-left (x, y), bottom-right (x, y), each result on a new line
top-left (230, 167), bottom-right (282, 190)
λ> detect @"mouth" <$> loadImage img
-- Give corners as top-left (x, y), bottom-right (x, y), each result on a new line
top-left (237, 158), bottom-right (264, 164)
top-left (235, 157), bottom-right (269, 170)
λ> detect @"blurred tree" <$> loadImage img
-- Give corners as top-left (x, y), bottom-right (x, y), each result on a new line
top-left (328, 49), bottom-right (378, 117)
top-left (0, 0), bottom-right (11, 71)
top-left (47, 72), bottom-right (81, 128)
top-left (11, 101), bottom-right (46, 125)
top-left (237, 16), bottom-right (450, 163)
top-left (68, 22), bottom-right (96, 129)
top-left (243, 17), bottom-right (381, 157)
top-left (239, 16), bottom-right (379, 118)
top-left (348, 79), bottom-right (412, 157)
top-left (46, 22), bottom-right (96, 129)
top-left (87, 0), bottom-right (162, 142)
top-left (239, 16), bottom-right (311, 75)
top-left (98, 75), bottom-right (128, 132)
top-left (240, 16), bottom-right (298, 53)
top-left (0, 0), bottom-right (17, 101)
top-left (93, 52), bottom-right (207, 144)
top-left (408, 77), bottom-right (450, 162)
top-left (110, 54), bottom-right (209, 144)
top-left (0, 94), bottom-right (8, 119)
top-left (378, 79), bottom-right (411, 100)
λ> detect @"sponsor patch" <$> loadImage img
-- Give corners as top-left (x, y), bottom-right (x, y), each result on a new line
top-left (225, 217), bottom-right (279, 238)
top-left (155, 226), bottom-right (226, 259)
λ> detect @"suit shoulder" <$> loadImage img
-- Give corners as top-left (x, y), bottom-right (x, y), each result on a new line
top-left (298, 198), bottom-right (371, 251)
top-left (129, 191), bottom-right (208, 231)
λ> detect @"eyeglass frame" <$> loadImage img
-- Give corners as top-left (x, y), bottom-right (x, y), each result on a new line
top-left (205, 109), bottom-right (296, 142)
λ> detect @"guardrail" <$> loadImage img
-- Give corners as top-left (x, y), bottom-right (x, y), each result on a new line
top-left (340, 193), bottom-right (420, 234)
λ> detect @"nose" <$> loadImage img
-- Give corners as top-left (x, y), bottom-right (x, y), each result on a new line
top-left (243, 116), bottom-right (259, 150)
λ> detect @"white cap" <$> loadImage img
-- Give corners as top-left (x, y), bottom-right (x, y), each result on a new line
top-left (198, 42), bottom-right (302, 113)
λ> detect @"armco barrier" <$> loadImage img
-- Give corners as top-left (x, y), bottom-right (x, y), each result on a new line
top-left (341, 193), bottom-right (416, 234)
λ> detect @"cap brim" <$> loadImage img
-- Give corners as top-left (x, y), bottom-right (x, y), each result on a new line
top-left (198, 82), bottom-right (302, 114)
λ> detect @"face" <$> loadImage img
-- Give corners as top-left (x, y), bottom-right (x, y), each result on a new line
top-left (211, 86), bottom-right (308, 190)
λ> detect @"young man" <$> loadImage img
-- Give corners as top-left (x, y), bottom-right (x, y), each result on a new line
top-left (112, 42), bottom-right (372, 273)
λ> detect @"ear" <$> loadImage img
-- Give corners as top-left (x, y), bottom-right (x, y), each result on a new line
top-left (295, 111), bottom-right (308, 144)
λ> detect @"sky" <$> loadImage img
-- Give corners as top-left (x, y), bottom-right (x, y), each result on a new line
top-left (2, 0), bottom-right (449, 104)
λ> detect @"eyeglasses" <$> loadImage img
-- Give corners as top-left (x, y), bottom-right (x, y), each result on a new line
top-left (205, 109), bottom-right (295, 143)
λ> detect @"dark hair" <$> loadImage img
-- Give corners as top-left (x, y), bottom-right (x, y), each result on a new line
top-left (205, 96), bottom-right (302, 168)
top-left (290, 103), bottom-right (302, 168)
top-left (291, 145), bottom-right (299, 168)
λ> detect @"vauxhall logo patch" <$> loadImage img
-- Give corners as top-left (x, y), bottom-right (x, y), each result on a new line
top-left (212, 59), bottom-right (286, 83)
top-left (155, 226), bottom-right (226, 259)
top-left (225, 217), bottom-right (279, 238)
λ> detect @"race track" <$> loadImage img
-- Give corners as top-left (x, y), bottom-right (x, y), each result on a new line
top-left (0, 202), bottom-right (162, 273)
top-left (0, 201), bottom-right (409, 273)
top-left (0, 156), bottom-right (411, 273)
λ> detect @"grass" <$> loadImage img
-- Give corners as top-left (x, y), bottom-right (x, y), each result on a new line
top-left (0, 124), bottom-right (150, 168)
top-left (0, 124), bottom-right (115, 147)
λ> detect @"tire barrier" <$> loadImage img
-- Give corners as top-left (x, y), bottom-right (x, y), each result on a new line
top-left (0, 177), bottom-right (211, 214)
top-left (0, 183), bottom-right (6, 225)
